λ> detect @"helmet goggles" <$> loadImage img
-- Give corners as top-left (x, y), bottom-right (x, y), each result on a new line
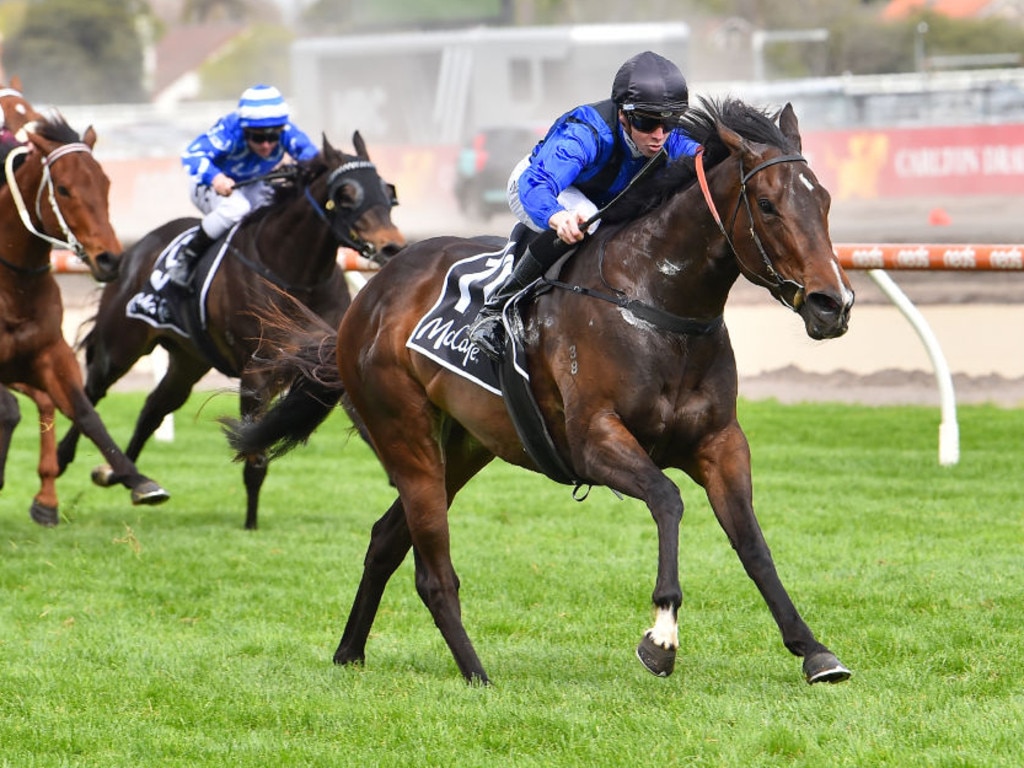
top-left (623, 108), bottom-right (684, 133)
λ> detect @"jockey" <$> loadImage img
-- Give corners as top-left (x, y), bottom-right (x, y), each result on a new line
top-left (467, 50), bottom-right (701, 359)
top-left (172, 84), bottom-right (319, 287)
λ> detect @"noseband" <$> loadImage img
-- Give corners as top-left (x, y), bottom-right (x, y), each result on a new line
top-left (3, 141), bottom-right (94, 270)
top-left (695, 146), bottom-right (807, 310)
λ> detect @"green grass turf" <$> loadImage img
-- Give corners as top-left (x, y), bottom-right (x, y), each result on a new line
top-left (1, 392), bottom-right (1021, 766)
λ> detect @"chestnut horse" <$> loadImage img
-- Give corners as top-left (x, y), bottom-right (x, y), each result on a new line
top-left (55, 132), bottom-right (405, 529)
top-left (0, 111), bottom-right (168, 525)
top-left (225, 99), bottom-right (855, 684)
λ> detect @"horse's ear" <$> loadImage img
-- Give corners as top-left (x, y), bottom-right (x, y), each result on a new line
top-left (83, 125), bottom-right (97, 149)
top-left (717, 122), bottom-right (748, 156)
top-left (778, 103), bottom-right (802, 153)
top-left (10, 75), bottom-right (22, 91)
top-left (352, 130), bottom-right (369, 160)
top-left (321, 132), bottom-right (337, 157)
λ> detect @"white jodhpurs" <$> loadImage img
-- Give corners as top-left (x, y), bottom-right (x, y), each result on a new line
top-left (188, 177), bottom-right (274, 239)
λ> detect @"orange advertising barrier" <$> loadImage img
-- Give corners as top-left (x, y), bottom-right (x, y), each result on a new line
top-left (51, 248), bottom-right (381, 274)
top-left (55, 244), bottom-right (1024, 274)
top-left (834, 243), bottom-right (1024, 271)
top-left (50, 250), bottom-right (91, 273)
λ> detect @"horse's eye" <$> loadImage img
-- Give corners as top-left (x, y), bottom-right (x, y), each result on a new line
top-left (57, 185), bottom-right (71, 197)
top-left (757, 198), bottom-right (776, 215)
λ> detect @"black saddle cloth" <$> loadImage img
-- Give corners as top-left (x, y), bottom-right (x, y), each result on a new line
top-left (125, 226), bottom-right (239, 376)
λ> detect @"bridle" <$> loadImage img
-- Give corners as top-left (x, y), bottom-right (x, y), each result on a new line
top-left (695, 146), bottom-right (807, 310)
top-left (306, 158), bottom-right (397, 263)
top-left (3, 141), bottom-right (94, 271)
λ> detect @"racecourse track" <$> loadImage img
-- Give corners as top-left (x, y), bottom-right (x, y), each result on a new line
top-left (56, 194), bottom-right (1024, 407)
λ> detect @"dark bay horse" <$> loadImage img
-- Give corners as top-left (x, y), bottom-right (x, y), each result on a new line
top-left (225, 98), bottom-right (855, 684)
top-left (0, 111), bottom-right (168, 525)
top-left (55, 132), bottom-right (405, 530)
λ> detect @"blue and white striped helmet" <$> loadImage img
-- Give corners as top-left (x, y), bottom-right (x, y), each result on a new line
top-left (237, 84), bottom-right (289, 128)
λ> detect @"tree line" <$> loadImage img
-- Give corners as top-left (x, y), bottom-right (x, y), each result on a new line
top-left (1, 0), bottom-right (1021, 105)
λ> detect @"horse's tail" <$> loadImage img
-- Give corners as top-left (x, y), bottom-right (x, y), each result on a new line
top-left (222, 286), bottom-right (344, 460)
top-left (223, 368), bottom-right (343, 460)
top-left (74, 317), bottom-right (96, 354)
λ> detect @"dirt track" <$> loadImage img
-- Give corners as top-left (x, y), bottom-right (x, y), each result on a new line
top-left (57, 194), bottom-right (1024, 408)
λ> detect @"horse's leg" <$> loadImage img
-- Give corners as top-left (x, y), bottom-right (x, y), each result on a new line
top-left (34, 343), bottom-right (169, 506)
top-left (334, 496), bottom-right (413, 668)
top-left (57, 319), bottom-right (152, 476)
top-left (697, 424), bottom-right (850, 684)
top-left (0, 386), bottom-right (22, 491)
top-left (90, 350), bottom-right (208, 488)
top-left (333, 424), bottom-right (492, 676)
top-left (11, 386), bottom-right (61, 526)
top-left (335, 377), bottom-right (491, 680)
top-left (575, 415), bottom-right (686, 677)
top-left (337, 428), bottom-right (493, 667)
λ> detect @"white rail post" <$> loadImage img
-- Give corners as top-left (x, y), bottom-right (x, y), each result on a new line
top-left (867, 268), bottom-right (959, 466)
top-left (151, 346), bottom-right (175, 442)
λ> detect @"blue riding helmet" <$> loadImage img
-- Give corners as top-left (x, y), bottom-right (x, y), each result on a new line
top-left (237, 84), bottom-right (289, 128)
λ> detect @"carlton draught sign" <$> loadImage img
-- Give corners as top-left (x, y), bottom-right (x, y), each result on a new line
top-left (801, 123), bottom-right (1024, 199)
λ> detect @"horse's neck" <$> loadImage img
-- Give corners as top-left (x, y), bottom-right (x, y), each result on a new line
top-left (612, 184), bottom-right (740, 318)
top-left (247, 191), bottom-right (337, 282)
top-left (0, 163), bottom-right (52, 272)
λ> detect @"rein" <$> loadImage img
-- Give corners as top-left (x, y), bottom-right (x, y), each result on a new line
top-left (227, 240), bottom-right (323, 295)
top-left (4, 142), bottom-right (93, 262)
top-left (695, 146), bottom-right (807, 310)
top-left (540, 148), bottom-right (724, 337)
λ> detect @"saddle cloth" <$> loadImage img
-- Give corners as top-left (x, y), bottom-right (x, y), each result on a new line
top-left (125, 225), bottom-right (240, 376)
top-left (406, 239), bottom-right (532, 395)
top-left (125, 226), bottom-right (232, 338)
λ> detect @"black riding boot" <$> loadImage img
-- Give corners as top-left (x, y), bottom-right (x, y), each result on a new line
top-left (167, 227), bottom-right (214, 289)
top-left (467, 235), bottom-right (562, 360)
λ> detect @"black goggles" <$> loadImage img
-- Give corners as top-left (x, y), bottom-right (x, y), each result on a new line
top-left (245, 128), bottom-right (282, 144)
top-left (626, 112), bottom-right (681, 133)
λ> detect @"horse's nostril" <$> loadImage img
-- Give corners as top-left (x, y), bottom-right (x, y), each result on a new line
top-left (807, 292), bottom-right (841, 317)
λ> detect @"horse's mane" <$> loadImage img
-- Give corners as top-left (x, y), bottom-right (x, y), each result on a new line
top-left (604, 97), bottom-right (795, 223)
top-left (29, 110), bottom-right (80, 144)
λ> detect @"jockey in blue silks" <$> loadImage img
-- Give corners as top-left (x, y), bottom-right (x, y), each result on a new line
top-left (468, 51), bottom-right (702, 359)
top-left (171, 84), bottom-right (318, 288)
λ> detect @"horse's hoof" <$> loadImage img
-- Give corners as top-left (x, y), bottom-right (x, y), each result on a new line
top-left (131, 480), bottom-right (170, 506)
top-left (29, 500), bottom-right (59, 527)
top-left (333, 648), bottom-right (365, 667)
top-left (636, 633), bottom-right (676, 677)
top-left (804, 651), bottom-right (852, 684)
top-left (90, 464), bottom-right (116, 487)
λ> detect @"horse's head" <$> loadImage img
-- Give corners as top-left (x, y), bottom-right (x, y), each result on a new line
top-left (21, 115), bottom-right (122, 282)
top-left (318, 131), bottom-right (406, 265)
top-left (696, 100), bottom-right (854, 340)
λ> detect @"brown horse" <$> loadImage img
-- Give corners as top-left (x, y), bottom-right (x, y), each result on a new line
top-left (0, 111), bottom-right (168, 526)
top-left (225, 98), bottom-right (855, 684)
top-left (0, 79), bottom-right (48, 510)
top-left (55, 132), bottom-right (405, 529)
